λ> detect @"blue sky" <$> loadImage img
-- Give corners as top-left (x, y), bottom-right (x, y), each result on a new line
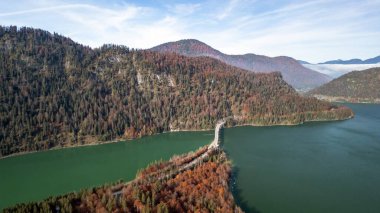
top-left (1, 0), bottom-right (379, 63)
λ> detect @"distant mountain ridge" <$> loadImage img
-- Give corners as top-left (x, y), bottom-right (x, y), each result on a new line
top-left (308, 68), bottom-right (380, 103)
top-left (297, 60), bottom-right (311, 64)
top-left (150, 39), bottom-right (331, 90)
top-left (302, 63), bottom-right (380, 78)
top-left (320, 55), bottom-right (380, 64)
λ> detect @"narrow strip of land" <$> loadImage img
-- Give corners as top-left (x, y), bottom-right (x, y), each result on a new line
top-left (112, 119), bottom-right (227, 196)
top-left (208, 119), bottom-right (226, 150)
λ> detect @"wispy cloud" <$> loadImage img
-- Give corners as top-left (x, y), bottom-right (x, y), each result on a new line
top-left (216, 0), bottom-right (241, 20)
top-left (168, 3), bottom-right (201, 16)
top-left (1, 0), bottom-right (379, 62)
top-left (0, 4), bottom-right (93, 17)
top-left (203, 0), bottom-right (380, 62)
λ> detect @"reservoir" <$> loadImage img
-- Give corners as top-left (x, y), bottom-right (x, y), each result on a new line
top-left (0, 131), bottom-right (212, 210)
top-left (224, 103), bottom-right (380, 213)
top-left (1, 103), bottom-right (379, 212)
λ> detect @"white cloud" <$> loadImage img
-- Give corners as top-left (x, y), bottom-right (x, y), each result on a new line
top-left (216, 0), bottom-right (240, 20)
top-left (169, 3), bottom-right (201, 16)
top-left (201, 0), bottom-right (380, 62)
top-left (0, 0), bottom-right (379, 62)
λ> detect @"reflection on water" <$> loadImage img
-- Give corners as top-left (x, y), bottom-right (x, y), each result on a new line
top-left (224, 103), bottom-right (380, 213)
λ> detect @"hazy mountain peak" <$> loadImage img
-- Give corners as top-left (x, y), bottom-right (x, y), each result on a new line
top-left (151, 39), bottom-right (225, 59)
top-left (151, 39), bottom-right (331, 90)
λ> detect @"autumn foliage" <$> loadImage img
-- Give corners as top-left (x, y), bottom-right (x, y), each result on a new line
top-left (5, 148), bottom-right (243, 213)
top-left (0, 26), bottom-right (353, 157)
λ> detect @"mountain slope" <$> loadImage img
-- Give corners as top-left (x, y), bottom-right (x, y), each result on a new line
top-left (150, 39), bottom-right (331, 90)
top-left (298, 60), bottom-right (311, 64)
top-left (308, 68), bottom-right (380, 103)
top-left (0, 26), bottom-right (352, 157)
top-left (321, 55), bottom-right (380, 64)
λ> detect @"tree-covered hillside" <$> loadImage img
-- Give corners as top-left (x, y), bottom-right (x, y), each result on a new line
top-left (308, 68), bottom-right (380, 103)
top-left (0, 26), bottom-right (353, 157)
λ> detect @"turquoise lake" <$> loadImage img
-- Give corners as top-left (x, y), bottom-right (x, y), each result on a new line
top-left (1, 103), bottom-right (379, 212)
top-left (224, 103), bottom-right (380, 212)
top-left (0, 131), bottom-right (212, 210)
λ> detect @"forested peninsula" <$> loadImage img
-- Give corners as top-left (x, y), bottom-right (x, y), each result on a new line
top-left (4, 146), bottom-right (243, 213)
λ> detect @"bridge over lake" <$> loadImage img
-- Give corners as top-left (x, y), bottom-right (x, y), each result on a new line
top-left (208, 119), bottom-right (226, 150)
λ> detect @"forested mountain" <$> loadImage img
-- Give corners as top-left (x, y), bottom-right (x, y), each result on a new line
top-left (150, 39), bottom-right (331, 90)
top-left (308, 68), bottom-right (380, 103)
top-left (320, 56), bottom-right (380, 64)
top-left (0, 26), bottom-right (352, 157)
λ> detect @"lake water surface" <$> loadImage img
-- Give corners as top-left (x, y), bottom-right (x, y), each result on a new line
top-left (224, 103), bottom-right (380, 213)
top-left (0, 131), bottom-right (212, 210)
top-left (1, 103), bottom-right (379, 212)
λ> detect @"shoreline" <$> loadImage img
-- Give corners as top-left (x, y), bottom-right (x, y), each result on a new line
top-left (312, 95), bottom-right (380, 104)
top-left (0, 138), bottom-right (127, 160)
top-left (0, 113), bottom-right (354, 160)
top-left (0, 129), bottom-right (215, 160)
top-left (230, 114), bottom-right (354, 129)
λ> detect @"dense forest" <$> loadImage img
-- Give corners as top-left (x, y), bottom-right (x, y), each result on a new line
top-left (150, 39), bottom-right (331, 90)
top-left (308, 68), bottom-right (380, 103)
top-left (4, 147), bottom-right (243, 213)
top-left (0, 26), bottom-right (353, 157)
